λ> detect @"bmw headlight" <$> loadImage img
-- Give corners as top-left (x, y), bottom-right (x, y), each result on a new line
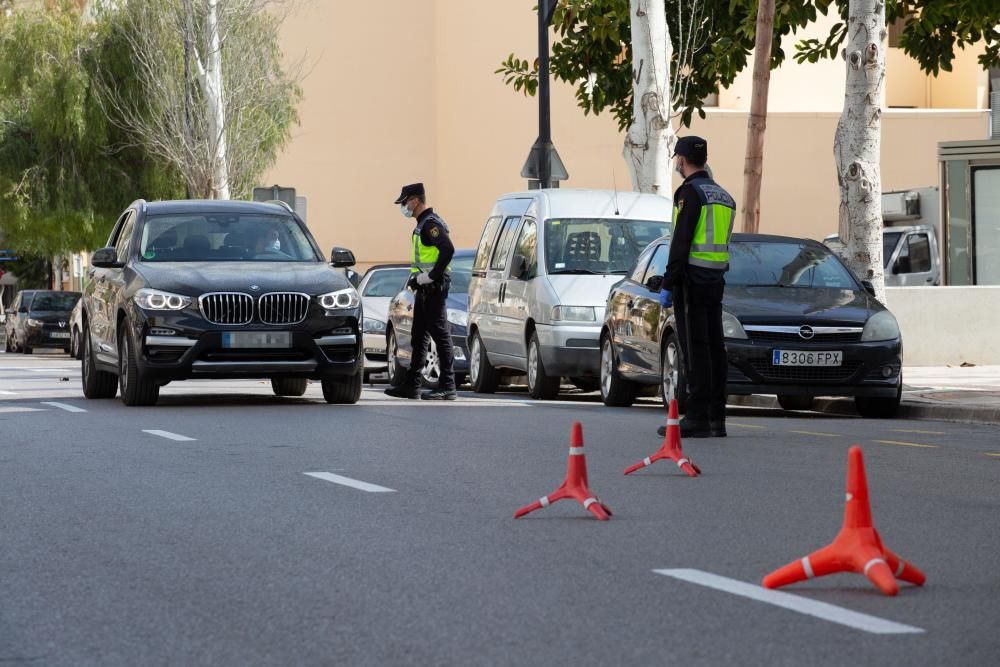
top-left (862, 310), bottom-right (900, 342)
top-left (318, 287), bottom-right (360, 310)
top-left (135, 288), bottom-right (192, 311)
top-left (447, 308), bottom-right (468, 328)
top-left (363, 317), bottom-right (386, 334)
top-left (551, 306), bottom-right (596, 322)
top-left (722, 310), bottom-right (747, 340)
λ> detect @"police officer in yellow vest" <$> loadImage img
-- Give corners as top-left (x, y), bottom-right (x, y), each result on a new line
top-left (385, 183), bottom-right (458, 400)
top-left (659, 136), bottom-right (734, 438)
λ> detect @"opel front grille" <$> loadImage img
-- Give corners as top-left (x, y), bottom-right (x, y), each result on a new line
top-left (200, 292), bottom-right (253, 325)
top-left (258, 292), bottom-right (310, 325)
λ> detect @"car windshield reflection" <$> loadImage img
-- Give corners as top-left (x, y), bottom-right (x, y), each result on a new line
top-left (138, 213), bottom-right (321, 262)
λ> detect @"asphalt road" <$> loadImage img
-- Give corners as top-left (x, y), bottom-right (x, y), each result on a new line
top-left (2, 349), bottom-right (998, 666)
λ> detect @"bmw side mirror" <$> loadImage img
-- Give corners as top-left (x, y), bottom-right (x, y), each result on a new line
top-left (91, 247), bottom-right (121, 269)
top-left (330, 247), bottom-right (356, 268)
top-left (645, 275), bottom-right (664, 292)
top-left (861, 280), bottom-right (876, 296)
top-left (510, 254), bottom-right (528, 280)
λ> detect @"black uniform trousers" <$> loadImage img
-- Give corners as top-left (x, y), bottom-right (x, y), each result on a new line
top-left (673, 282), bottom-right (727, 422)
top-left (407, 282), bottom-right (456, 391)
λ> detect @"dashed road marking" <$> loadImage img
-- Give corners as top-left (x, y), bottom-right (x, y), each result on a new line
top-left (143, 429), bottom-right (196, 442)
top-left (40, 401), bottom-right (87, 413)
top-left (892, 428), bottom-right (946, 436)
top-left (653, 569), bottom-right (924, 635)
top-left (873, 439), bottom-right (938, 449)
top-left (0, 406), bottom-right (45, 413)
top-left (985, 453), bottom-right (1000, 458)
top-left (727, 422), bottom-right (765, 429)
top-left (0, 389), bottom-right (17, 395)
top-left (789, 430), bottom-right (841, 438)
top-left (304, 472), bottom-right (396, 493)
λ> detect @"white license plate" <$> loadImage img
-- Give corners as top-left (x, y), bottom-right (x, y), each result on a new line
top-left (772, 350), bottom-right (842, 367)
top-left (49, 332), bottom-right (71, 339)
top-left (222, 332), bottom-right (291, 349)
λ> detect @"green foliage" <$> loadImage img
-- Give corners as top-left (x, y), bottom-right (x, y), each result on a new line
top-left (3, 253), bottom-right (50, 289)
top-left (497, 1), bottom-right (834, 131)
top-left (795, 1), bottom-right (1000, 75)
top-left (0, 3), bottom-right (184, 256)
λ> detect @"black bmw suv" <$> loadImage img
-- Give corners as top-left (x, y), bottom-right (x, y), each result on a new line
top-left (81, 199), bottom-right (363, 406)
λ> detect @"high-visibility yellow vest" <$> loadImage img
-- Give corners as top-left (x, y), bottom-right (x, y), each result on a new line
top-left (411, 220), bottom-right (451, 274)
top-left (673, 178), bottom-right (736, 271)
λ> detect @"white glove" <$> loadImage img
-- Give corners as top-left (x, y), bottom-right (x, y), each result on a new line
top-left (416, 272), bottom-right (434, 286)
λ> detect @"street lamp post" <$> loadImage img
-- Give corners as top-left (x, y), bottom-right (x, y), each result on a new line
top-left (520, 0), bottom-right (567, 190)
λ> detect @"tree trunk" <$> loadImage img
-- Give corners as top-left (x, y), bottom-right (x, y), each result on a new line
top-left (204, 0), bottom-right (230, 200)
top-left (835, 0), bottom-right (886, 302)
top-left (740, 0), bottom-right (775, 233)
top-left (623, 0), bottom-right (674, 195)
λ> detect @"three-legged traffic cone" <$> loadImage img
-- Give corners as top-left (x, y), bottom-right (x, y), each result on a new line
top-left (762, 446), bottom-right (925, 596)
top-left (514, 422), bottom-right (612, 521)
top-left (624, 399), bottom-right (700, 477)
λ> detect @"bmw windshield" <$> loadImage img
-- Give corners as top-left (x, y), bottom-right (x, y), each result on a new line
top-left (543, 218), bottom-right (671, 275)
top-left (138, 214), bottom-right (322, 262)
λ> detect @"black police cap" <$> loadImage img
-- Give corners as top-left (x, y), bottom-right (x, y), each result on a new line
top-left (673, 136), bottom-right (708, 163)
top-left (394, 182), bottom-right (425, 204)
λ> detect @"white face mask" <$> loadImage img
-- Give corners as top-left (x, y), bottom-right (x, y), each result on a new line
top-left (267, 239), bottom-right (280, 252)
top-left (400, 203), bottom-right (414, 219)
top-left (674, 159), bottom-right (685, 177)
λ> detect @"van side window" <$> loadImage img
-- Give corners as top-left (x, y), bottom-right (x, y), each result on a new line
top-left (643, 244), bottom-right (671, 285)
top-left (906, 234), bottom-right (931, 273)
top-left (513, 218), bottom-right (538, 279)
top-left (473, 216), bottom-right (503, 274)
top-left (490, 216), bottom-right (521, 271)
top-left (629, 245), bottom-right (656, 283)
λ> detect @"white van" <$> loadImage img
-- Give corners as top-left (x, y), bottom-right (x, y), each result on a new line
top-left (466, 189), bottom-right (672, 399)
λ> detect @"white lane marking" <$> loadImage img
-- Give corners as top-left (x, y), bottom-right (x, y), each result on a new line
top-left (653, 569), bottom-right (924, 635)
top-left (0, 389), bottom-right (17, 395)
top-left (40, 401), bottom-right (87, 413)
top-left (304, 472), bottom-right (396, 493)
top-left (143, 429), bottom-right (196, 442)
top-left (0, 406), bottom-right (45, 413)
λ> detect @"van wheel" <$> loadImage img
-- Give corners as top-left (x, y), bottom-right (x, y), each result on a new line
top-left (469, 332), bottom-right (499, 393)
top-left (386, 329), bottom-right (406, 387)
top-left (778, 395), bottom-right (814, 411)
top-left (527, 332), bottom-right (560, 400)
top-left (600, 336), bottom-right (636, 407)
top-left (322, 369), bottom-right (362, 404)
top-left (660, 334), bottom-right (687, 413)
top-left (272, 378), bottom-right (308, 397)
top-left (118, 325), bottom-right (159, 406)
top-left (81, 328), bottom-right (117, 399)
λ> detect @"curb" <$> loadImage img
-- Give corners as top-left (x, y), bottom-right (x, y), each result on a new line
top-left (727, 393), bottom-right (1000, 426)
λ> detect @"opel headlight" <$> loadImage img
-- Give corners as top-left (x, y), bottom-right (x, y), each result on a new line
top-left (363, 317), bottom-right (386, 333)
top-left (318, 287), bottom-right (360, 310)
top-left (552, 306), bottom-right (596, 322)
top-left (862, 310), bottom-right (900, 342)
top-left (135, 288), bottom-right (191, 311)
top-left (722, 310), bottom-right (747, 340)
top-left (447, 308), bottom-right (468, 328)
top-left (26, 318), bottom-right (43, 328)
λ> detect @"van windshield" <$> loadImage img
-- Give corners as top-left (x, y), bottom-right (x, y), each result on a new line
top-left (544, 218), bottom-right (670, 275)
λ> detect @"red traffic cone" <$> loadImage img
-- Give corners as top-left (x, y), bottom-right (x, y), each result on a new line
top-left (624, 399), bottom-right (700, 477)
top-left (762, 446), bottom-right (925, 596)
top-left (514, 422), bottom-right (612, 521)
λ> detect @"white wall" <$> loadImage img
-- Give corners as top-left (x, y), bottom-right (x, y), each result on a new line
top-left (886, 287), bottom-right (1000, 366)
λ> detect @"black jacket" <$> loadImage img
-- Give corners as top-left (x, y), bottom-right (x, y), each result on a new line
top-left (663, 171), bottom-right (728, 289)
top-left (415, 208), bottom-right (455, 282)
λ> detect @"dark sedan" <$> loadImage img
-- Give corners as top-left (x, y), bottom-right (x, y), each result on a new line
top-left (80, 199), bottom-right (363, 406)
top-left (4, 290), bottom-right (79, 354)
top-left (601, 234), bottom-right (903, 418)
top-left (385, 250), bottom-right (473, 389)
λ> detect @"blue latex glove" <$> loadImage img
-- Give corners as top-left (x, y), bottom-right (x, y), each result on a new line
top-left (659, 288), bottom-right (672, 308)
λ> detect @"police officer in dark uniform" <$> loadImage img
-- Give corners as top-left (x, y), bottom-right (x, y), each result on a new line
top-left (384, 183), bottom-right (457, 401)
top-left (658, 137), bottom-right (735, 438)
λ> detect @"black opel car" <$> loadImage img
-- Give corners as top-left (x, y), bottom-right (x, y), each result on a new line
top-left (81, 199), bottom-right (363, 406)
top-left (600, 234), bottom-right (903, 418)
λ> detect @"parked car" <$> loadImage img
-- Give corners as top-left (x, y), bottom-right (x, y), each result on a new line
top-left (386, 249), bottom-right (474, 389)
top-left (467, 189), bottom-right (672, 399)
top-left (80, 199), bottom-right (363, 406)
top-left (358, 263), bottom-right (411, 379)
top-left (823, 224), bottom-right (941, 286)
top-left (4, 290), bottom-right (78, 354)
top-left (601, 234), bottom-right (903, 418)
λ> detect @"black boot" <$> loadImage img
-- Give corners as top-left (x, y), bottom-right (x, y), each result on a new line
top-left (709, 420), bottom-right (727, 437)
top-left (679, 417), bottom-right (711, 438)
top-left (421, 388), bottom-right (457, 401)
top-left (384, 383), bottom-right (419, 399)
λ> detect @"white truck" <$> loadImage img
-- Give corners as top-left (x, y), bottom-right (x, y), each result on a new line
top-left (823, 187), bottom-right (942, 286)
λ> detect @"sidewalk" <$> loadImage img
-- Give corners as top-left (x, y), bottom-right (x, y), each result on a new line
top-left (730, 366), bottom-right (1000, 426)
